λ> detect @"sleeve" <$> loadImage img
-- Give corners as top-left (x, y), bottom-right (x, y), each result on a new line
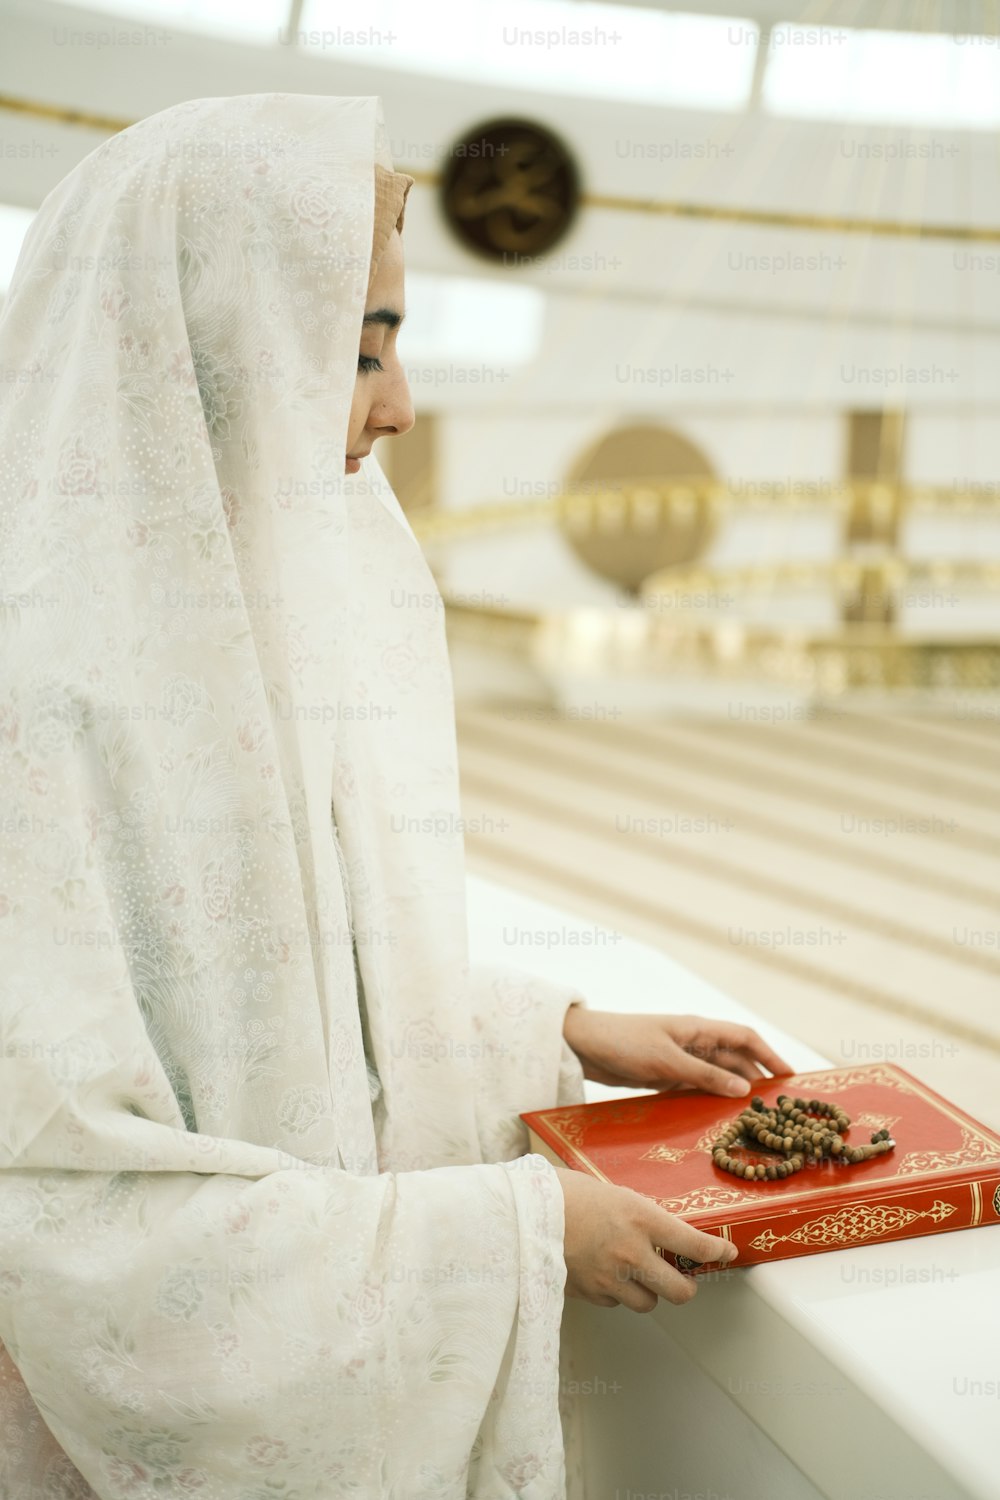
top-left (466, 962), bottom-right (589, 1162)
top-left (464, 964), bottom-right (592, 1500)
top-left (0, 1148), bottom-right (569, 1499)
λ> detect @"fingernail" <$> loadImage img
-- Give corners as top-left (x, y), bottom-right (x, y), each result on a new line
top-left (726, 1077), bottom-right (750, 1096)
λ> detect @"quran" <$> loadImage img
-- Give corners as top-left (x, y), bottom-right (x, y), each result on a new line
top-left (521, 1064), bottom-right (1000, 1270)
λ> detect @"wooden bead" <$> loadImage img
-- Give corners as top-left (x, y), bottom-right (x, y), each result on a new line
top-left (708, 1093), bottom-right (895, 1182)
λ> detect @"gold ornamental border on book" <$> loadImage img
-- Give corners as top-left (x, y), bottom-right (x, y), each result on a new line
top-left (539, 1065), bottom-right (1000, 1217)
top-left (4, 93), bottom-right (1000, 244)
top-left (634, 1115), bottom-right (1000, 1180)
top-left (748, 1197), bottom-right (959, 1253)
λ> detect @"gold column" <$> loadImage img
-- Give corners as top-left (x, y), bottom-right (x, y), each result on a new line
top-left (842, 409), bottom-right (908, 623)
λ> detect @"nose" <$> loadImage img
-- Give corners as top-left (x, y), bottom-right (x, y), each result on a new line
top-left (372, 364), bottom-right (415, 440)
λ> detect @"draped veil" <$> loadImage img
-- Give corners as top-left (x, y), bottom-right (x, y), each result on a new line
top-left (0, 94), bottom-right (587, 1499)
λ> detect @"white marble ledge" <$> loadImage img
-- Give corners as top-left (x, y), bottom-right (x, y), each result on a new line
top-left (464, 869), bottom-right (827, 1100)
top-left (466, 871), bottom-right (1000, 1500)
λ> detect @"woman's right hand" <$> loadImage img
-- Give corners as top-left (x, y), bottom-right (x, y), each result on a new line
top-left (553, 1167), bottom-right (739, 1313)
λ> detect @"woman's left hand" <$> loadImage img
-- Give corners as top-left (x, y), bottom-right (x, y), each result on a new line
top-left (562, 1007), bottom-right (795, 1097)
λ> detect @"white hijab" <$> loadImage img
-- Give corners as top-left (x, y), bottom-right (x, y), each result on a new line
top-left (0, 93), bottom-right (586, 1499)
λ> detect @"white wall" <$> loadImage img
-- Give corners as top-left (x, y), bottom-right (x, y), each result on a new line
top-left (2, 0), bottom-right (998, 558)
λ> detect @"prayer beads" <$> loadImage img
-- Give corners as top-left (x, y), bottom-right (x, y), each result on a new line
top-left (710, 1095), bottom-right (895, 1181)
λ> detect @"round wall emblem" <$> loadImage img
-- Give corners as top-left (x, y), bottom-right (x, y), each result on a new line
top-left (439, 117), bottom-right (580, 265)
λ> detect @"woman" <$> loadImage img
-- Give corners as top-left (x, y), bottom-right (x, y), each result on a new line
top-left (0, 94), bottom-right (790, 1498)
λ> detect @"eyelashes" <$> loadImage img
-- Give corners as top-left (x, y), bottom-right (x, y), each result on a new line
top-left (358, 354), bottom-right (384, 374)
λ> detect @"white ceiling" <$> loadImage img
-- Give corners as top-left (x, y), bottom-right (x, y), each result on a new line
top-left (1, 0), bottom-right (998, 409)
top-left (569, 0), bottom-right (998, 32)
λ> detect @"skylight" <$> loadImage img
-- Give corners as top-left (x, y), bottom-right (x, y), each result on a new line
top-left (297, 0), bottom-right (759, 111)
top-left (45, 0), bottom-right (288, 41)
top-left (763, 24), bottom-right (1000, 129)
top-left (401, 271), bottom-right (545, 366)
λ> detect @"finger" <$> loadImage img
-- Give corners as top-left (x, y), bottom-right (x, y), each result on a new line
top-left (666, 1046), bottom-right (752, 1098)
top-left (707, 1024), bottom-right (795, 1077)
top-left (607, 1271), bottom-right (660, 1314)
top-left (641, 1203), bottom-right (740, 1270)
top-left (709, 1048), bottom-right (766, 1083)
top-left (627, 1247), bottom-right (699, 1306)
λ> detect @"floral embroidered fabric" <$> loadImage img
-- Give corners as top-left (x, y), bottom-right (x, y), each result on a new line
top-left (0, 93), bottom-right (587, 1499)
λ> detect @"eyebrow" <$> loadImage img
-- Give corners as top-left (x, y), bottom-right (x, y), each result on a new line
top-left (362, 308), bottom-right (405, 330)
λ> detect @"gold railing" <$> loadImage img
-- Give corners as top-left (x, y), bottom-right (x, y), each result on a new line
top-left (442, 601), bottom-right (1000, 695)
top-left (420, 482), bottom-right (1000, 701)
top-left (644, 558), bottom-right (1000, 597)
top-left (410, 479), bottom-right (1000, 544)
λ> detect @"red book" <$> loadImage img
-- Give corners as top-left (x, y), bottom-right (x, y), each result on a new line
top-left (521, 1064), bottom-right (1000, 1271)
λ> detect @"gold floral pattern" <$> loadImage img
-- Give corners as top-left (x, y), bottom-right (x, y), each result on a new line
top-left (896, 1128), bottom-right (1000, 1176)
top-left (750, 1199), bottom-right (957, 1252)
top-left (639, 1144), bottom-right (687, 1164)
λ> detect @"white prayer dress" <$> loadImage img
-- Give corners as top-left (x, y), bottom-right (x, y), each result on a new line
top-left (0, 93), bottom-right (589, 1500)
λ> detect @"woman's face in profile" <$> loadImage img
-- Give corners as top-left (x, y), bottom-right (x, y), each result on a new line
top-left (345, 227), bottom-right (415, 472)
